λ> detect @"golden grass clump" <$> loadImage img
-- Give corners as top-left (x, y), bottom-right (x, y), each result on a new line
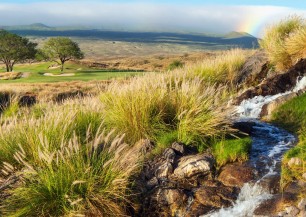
top-left (1, 130), bottom-right (142, 217)
top-left (185, 48), bottom-right (250, 85)
top-left (101, 61), bottom-right (234, 148)
top-left (260, 15), bottom-right (306, 71)
top-left (286, 27), bottom-right (306, 61)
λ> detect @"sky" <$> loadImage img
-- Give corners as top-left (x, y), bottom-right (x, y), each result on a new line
top-left (0, 0), bottom-right (305, 37)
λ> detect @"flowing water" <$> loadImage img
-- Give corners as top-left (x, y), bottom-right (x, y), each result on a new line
top-left (202, 77), bottom-right (306, 217)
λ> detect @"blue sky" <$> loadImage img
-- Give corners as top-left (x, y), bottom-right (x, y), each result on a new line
top-left (0, 0), bottom-right (305, 36)
top-left (5, 0), bottom-right (306, 8)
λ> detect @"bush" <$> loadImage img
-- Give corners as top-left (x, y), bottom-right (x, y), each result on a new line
top-left (212, 137), bottom-right (252, 167)
top-left (168, 60), bottom-right (184, 70)
top-left (260, 15), bottom-right (306, 71)
top-left (1, 130), bottom-right (142, 216)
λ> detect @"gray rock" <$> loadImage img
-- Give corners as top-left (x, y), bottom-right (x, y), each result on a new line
top-left (298, 198), bottom-right (306, 211)
top-left (155, 162), bottom-right (173, 178)
top-left (173, 154), bottom-right (214, 178)
top-left (163, 148), bottom-right (176, 163)
top-left (146, 177), bottom-right (159, 189)
top-left (171, 142), bottom-right (185, 155)
top-left (288, 157), bottom-right (303, 167)
top-left (285, 206), bottom-right (300, 216)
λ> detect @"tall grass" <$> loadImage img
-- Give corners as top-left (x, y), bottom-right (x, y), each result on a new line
top-left (260, 15), bottom-right (306, 71)
top-left (185, 49), bottom-right (249, 85)
top-left (0, 97), bottom-right (104, 166)
top-left (100, 49), bottom-right (250, 150)
top-left (101, 71), bottom-right (232, 149)
top-left (286, 27), bottom-right (306, 61)
top-left (1, 130), bottom-right (142, 216)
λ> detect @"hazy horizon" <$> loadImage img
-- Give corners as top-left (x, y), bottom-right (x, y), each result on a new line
top-left (0, 0), bottom-right (305, 37)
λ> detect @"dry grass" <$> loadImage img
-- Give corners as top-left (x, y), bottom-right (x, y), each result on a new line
top-left (100, 49), bottom-right (248, 148)
top-left (286, 26), bottom-right (306, 61)
top-left (260, 15), bottom-right (306, 71)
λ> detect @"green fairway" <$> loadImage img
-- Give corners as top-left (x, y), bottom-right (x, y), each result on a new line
top-left (0, 61), bottom-right (145, 83)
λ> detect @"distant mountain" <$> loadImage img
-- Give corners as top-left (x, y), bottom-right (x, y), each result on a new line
top-left (1, 23), bottom-right (52, 31)
top-left (223, 31), bottom-right (255, 39)
top-left (2, 24), bottom-right (259, 49)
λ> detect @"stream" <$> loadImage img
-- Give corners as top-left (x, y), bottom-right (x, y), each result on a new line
top-left (202, 77), bottom-right (306, 217)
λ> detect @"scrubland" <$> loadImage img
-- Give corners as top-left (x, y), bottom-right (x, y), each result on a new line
top-left (0, 15), bottom-right (305, 216)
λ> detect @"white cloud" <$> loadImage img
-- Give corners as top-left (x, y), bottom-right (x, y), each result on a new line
top-left (0, 2), bottom-right (305, 36)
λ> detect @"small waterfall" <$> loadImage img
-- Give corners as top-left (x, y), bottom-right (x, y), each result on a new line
top-left (202, 77), bottom-right (305, 217)
top-left (236, 76), bottom-right (306, 118)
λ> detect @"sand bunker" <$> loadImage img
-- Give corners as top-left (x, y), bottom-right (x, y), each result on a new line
top-left (44, 73), bottom-right (75, 77)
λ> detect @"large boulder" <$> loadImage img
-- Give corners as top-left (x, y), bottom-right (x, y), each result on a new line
top-left (236, 50), bottom-right (270, 86)
top-left (218, 163), bottom-right (255, 187)
top-left (173, 154), bottom-right (214, 179)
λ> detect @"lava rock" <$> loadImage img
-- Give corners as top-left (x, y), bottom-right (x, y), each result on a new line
top-left (234, 58), bottom-right (306, 105)
top-left (236, 50), bottom-right (270, 86)
top-left (218, 163), bottom-right (255, 187)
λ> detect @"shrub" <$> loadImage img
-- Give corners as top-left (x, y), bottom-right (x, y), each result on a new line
top-left (260, 15), bottom-right (306, 71)
top-left (168, 60), bottom-right (184, 70)
top-left (1, 130), bottom-right (142, 216)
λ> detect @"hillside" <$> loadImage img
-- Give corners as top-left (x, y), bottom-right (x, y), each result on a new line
top-left (3, 24), bottom-right (259, 50)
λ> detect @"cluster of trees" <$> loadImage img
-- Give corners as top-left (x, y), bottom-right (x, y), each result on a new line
top-left (0, 30), bottom-right (83, 72)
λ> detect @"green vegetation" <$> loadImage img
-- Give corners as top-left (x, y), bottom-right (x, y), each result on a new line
top-left (271, 93), bottom-right (306, 187)
top-left (0, 98), bottom-right (142, 216)
top-left (260, 15), bottom-right (306, 71)
top-left (0, 30), bottom-right (37, 72)
top-left (186, 49), bottom-right (249, 85)
top-left (0, 61), bottom-right (144, 83)
top-left (212, 137), bottom-right (252, 167)
top-left (100, 49), bottom-right (253, 151)
top-left (168, 60), bottom-right (184, 70)
top-left (0, 46), bottom-right (254, 215)
top-left (271, 92), bottom-right (306, 132)
top-left (42, 37), bottom-right (84, 72)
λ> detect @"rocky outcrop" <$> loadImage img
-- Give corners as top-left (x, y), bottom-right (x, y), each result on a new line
top-left (236, 50), bottom-right (270, 86)
top-left (234, 58), bottom-right (306, 105)
top-left (137, 142), bottom-right (245, 216)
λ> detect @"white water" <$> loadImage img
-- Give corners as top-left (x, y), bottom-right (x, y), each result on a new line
top-left (236, 76), bottom-right (306, 118)
top-left (202, 77), bottom-right (305, 217)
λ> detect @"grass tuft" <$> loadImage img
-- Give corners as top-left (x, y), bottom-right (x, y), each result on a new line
top-left (260, 15), bottom-right (306, 71)
top-left (212, 137), bottom-right (252, 167)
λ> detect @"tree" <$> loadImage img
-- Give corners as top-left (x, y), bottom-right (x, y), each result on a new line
top-left (42, 37), bottom-right (84, 72)
top-left (0, 30), bottom-right (37, 72)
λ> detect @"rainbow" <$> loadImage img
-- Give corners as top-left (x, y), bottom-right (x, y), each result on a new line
top-left (236, 13), bottom-right (272, 37)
